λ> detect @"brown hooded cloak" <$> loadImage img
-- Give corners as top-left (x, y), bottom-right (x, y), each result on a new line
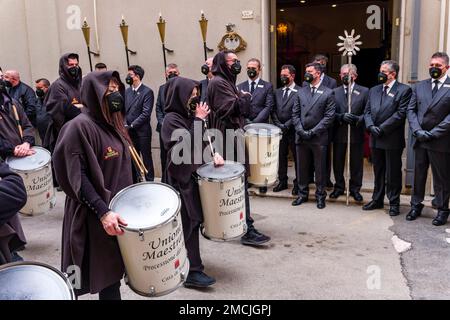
top-left (53, 71), bottom-right (132, 295)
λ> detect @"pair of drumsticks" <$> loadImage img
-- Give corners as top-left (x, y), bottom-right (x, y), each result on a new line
top-left (12, 105), bottom-right (23, 139)
top-left (128, 145), bottom-right (148, 181)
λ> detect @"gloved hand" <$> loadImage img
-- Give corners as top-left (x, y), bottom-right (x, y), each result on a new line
top-left (299, 130), bottom-right (314, 141)
top-left (280, 124), bottom-right (288, 133)
top-left (369, 126), bottom-right (383, 138)
top-left (343, 113), bottom-right (359, 126)
top-left (414, 130), bottom-right (434, 142)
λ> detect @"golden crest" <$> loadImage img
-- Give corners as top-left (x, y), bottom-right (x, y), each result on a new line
top-left (218, 23), bottom-right (247, 53)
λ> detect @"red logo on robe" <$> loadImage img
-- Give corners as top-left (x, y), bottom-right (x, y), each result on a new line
top-left (174, 259), bottom-right (180, 269)
top-left (104, 147), bottom-right (120, 160)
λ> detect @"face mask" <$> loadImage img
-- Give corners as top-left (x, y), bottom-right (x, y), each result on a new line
top-left (201, 64), bottom-right (210, 76)
top-left (280, 76), bottom-right (290, 86)
top-left (247, 68), bottom-right (258, 79)
top-left (36, 88), bottom-right (45, 98)
top-left (342, 75), bottom-right (351, 86)
top-left (304, 73), bottom-right (314, 83)
top-left (167, 72), bottom-right (178, 79)
top-left (230, 61), bottom-right (242, 75)
top-left (107, 91), bottom-right (124, 113)
top-left (378, 72), bottom-right (388, 84)
top-left (125, 75), bottom-right (133, 86)
top-left (68, 66), bottom-right (79, 78)
top-left (188, 96), bottom-right (200, 115)
top-left (429, 67), bottom-right (444, 80)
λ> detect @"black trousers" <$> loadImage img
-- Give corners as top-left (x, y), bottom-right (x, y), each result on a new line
top-left (184, 224), bottom-right (204, 273)
top-left (297, 144), bottom-right (328, 200)
top-left (333, 142), bottom-right (364, 193)
top-left (277, 128), bottom-right (298, 186)
top-left (159, 133), bottom-right (168, 183)
top-left (411, 147), bottom-right (450, 211)
top-left (245, 177), bottom-right (255, 231)
top-left (371, 148), bottom-right (403, 206)
top-left (131, 134), bottom-right (155, 182)
top-left (98, 281), bottom-right (121, 300)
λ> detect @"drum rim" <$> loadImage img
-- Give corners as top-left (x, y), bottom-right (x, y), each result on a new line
top-left (196, 161), bottom-right (246, 183)
top-left (5, 147), bottom-right (52, 173)
top-left (244, 124), bottom-right (282, 137)
top-left (110, 182), bottom-right (182, 233)
top-left (0, 261), bottom-right (75, 300)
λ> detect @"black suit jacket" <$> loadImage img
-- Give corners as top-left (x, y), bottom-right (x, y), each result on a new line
top-left (333, 84), bottom-right (369, 144)
top-left (364, 81), bottom-right (412, 150)
top-left (271, 84), bottom-right (302, 130)
top-left (303, 74), bottom-right (338, 90)
top-left (155, 83), bottom-right (167, 133)
top-left (237, 79), bottom-right (275, 123)
top-left (408, 77), bottom-right (450, 153)
top-left (125, 84), bottom-right (154, 138)
top-left (293, 84), bottom-right (336, 145)
top-left (200, 78), bottom-right (210, 104)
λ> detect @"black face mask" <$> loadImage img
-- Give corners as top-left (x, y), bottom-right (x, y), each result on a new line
top-left (429, 67), bottom-right (444, 80)
top-left (107, 91), bottom-right (124, 113)
top-left (201, 64), bottom-right (210, 76)
top-left (378, 72), bottom-right (388, 84)
top-left (342, 75), bottom-right (351, 86)
top-left (36, 88), bottom-right (45, 98)
top-left (280, 76), bottom-right (290, 86)
top-left (188, 96), bottom-right (200, 115)
top-left (68, 66), bottom-right (79, 79)
top-left (230, 61), bottom-right (242, 75)
top-left (247, 68), bottom-right (258, 79)
top-left (167, 73), bottom-right (178, 80)
top-left (304, 73), bottom-right (314, 83)
top-left (125, 75), bottom-right (133, 86)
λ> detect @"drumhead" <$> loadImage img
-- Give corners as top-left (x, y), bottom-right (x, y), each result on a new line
top-left (197, 161), bottom-right (245, 182)
top-left (109, 182), bottom-right (181, 231)
top-left (6, 147), bottom-right (51, 172)
top-left (244, 123), bottom-right (281, 137)
top-left (0, 262), bottom-right (74, 300)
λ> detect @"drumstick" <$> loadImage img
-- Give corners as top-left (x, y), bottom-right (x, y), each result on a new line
top-left (128, 146), bottom-right (146, 180)
top-left (131, 146), bottom-right (149, 175)
top-left (12, 104), bottom-right (23, 139)
top-left (203, 121), bottom-right (215, 157)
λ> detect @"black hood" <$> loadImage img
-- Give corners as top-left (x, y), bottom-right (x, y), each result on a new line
top-left (59, 53), bottom-right (82, 87)
top-left (81, 71), bottom-right (125, 123)
top-left (212, 51), bottom-right (237, 84)
top-left (164, 77), bottom-right (199, 119)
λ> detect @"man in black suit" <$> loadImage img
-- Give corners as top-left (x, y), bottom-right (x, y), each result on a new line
top-left (237, 58), bottom-right (275, 194)
top-left (407, 52), bottom-right (450, 226)
top-left (292, 63), bottom-right (335, 209)
top-left (363, 60), bottom-right (412, 216)
top-left (272, 65), bottom-right (301, 195)
top-left (331, 64), bottom-right (369, 202)
top-left (200, 57), bottom-right (213, 104)
top-left (125, 65), bottom-right (155, 181)
top-left (156, 63), bottom-right (180, 183)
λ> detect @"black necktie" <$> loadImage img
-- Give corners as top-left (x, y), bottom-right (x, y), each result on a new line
top-left (311, 86), bottom-right (316, 96)
top-left (432, 80), bottom-right (440, 98)
top-left (283, 88), bottom-right (290, 101)
top-left (381, 85), bottom-right (389, 105)
top-left (250, 82), bottom-right (256, 94)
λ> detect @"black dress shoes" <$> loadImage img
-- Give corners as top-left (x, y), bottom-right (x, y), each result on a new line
top-left (292, 185), bottom-right (299, 196)
top-left (329, 190), bottom-right (344, 199)
top-left (292, 197), bottom-right (308, 207)
top-left (273, 182), bottom-right (288, 193)
top-left (317, 199), bottom-right (326, 209)
top-left (389, 206), bottom-right (400, 217)
top-left (184, 271), bottom-right (216, 288)
top-left (363, 200), bottom-right (384, 211)
top-left (259, 187), bottom-right (267, 194)
top-left (432, 211), bottom-right (450, 226)
top-left (351, 192), bottom-right (364, 202)
top-left (241, 228), bottom-right (271, 246)
top-left (406, 206), bottom-right (423, 221)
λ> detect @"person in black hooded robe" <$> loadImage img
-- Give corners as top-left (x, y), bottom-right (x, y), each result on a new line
top-left (207, 50), bottom-right (271, 247)
top-left (161, 76), bottom-right (224, 288)
top-left (53, 71), bottom-right (133, 300)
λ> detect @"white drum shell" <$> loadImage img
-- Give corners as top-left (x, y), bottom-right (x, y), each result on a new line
top-left (6, 147), bottom-right (56, 216)
top-left (198, 172), bottom-right (247, 241)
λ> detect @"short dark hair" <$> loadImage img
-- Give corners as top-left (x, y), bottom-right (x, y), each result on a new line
top-left (95, 62), bottom-right (107, 70)
top-left (431, 52), bottom-right (450, 65)
top-left (35, 78), bottom-right (50, 87)
top-left (314, 54), bottom-right (329, 64)
top-left (305, 62), bottom-right (323, 73)
top-left (248, 58), bottom-right (261, 69)
top-left (381, 60), bottom-right (400, 77)
top-left (67, 53), bottom-right (79, 61)
top-left (166, 63), bottom-right (179, 70)
top-left (128, 65), bottom-right (145, 80)
top-left (281, 64), bottom-right (296, 75)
